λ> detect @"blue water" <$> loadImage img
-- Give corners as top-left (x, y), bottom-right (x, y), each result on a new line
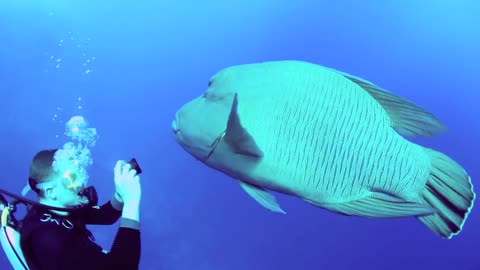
top-left (1, 1), bottom-right (479, 269)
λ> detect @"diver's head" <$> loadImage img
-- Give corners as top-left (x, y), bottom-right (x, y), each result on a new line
top-left (29, 149), bottom-right (89, 210)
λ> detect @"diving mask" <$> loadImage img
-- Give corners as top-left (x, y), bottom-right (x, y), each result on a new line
top-left (34, 170), bottom-right (97, 208)
top-left (35, 169), bottom-right (87, 192)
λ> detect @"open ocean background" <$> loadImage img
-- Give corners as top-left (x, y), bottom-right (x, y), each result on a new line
top-left (1, 1), bottom-right (479, 269)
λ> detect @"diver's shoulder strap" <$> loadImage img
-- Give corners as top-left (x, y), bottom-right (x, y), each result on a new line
top-left (1, 207), bottom-right (31, 270)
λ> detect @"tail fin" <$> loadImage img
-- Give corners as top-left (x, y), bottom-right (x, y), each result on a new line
top-left (417, 148), bottom-right (475, 239)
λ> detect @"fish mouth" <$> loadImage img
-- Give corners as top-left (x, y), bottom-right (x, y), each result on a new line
top-left (171, 115), bottom-right (208, 161)
top-left (171, 113), bottom-right (224, 162)
top-left (171, 114), bottom-right (180, 135)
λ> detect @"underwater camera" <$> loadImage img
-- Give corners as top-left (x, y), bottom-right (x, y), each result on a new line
top-left (127, 158), bottom-right (142, 174)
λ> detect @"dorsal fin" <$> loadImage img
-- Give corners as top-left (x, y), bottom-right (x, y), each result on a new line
top-left (336, 70), bottom-right (447, 137)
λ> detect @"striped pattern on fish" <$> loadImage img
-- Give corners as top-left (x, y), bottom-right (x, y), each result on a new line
top-left (172, 60), bottom-right (475, 239)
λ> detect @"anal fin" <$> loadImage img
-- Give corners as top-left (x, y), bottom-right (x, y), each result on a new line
top-left (306, 193), bottom-right (436, 218)
top-left (239, 181), bottom-right (286, 214)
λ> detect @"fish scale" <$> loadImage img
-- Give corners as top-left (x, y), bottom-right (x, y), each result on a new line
top-left (253, 68), bottom-right (393, 202)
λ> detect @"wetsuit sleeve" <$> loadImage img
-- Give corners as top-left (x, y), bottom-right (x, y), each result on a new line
top-left (28, 224), bottom-right (140, 270)
top-left (80, 199), bottom-right (123, 225)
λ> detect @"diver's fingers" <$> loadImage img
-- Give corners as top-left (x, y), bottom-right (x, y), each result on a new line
top-left (132, 175), bottom-right (141, 193)
top-left (128, 168), bottom-right (137, 179)
top-left (114, 160), bottom-right (123, 176)
top-left (122, 162), bottom-right (132, 176)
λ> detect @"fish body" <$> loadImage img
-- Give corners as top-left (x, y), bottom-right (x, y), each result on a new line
top-left (172, 60), bottom-right (475, 239)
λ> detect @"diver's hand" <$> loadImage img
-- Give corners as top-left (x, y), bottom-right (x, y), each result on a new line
top-left (114, 191), bottom-right (123, 204)
top-left (114, 160), bottom-right (142, 204)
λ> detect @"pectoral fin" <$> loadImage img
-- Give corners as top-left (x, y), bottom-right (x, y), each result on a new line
top-left (224, 93), bottom-right (264, 158)
top-left (239, 181), bottom-right (286, 214)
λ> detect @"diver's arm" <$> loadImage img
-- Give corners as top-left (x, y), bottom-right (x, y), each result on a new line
top-left (83, 195), bottom-right (139, 227)
top-left (105, 225), bottom-right (141, 270)
top-left (111, 191), bottom-right (124, 210)
top-left (81, 199), bottom-right (123, 225)
top-left (120, 200), bottom-right (140, 228)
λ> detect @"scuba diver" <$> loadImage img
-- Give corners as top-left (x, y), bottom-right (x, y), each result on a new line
top-left (1, 149), bottom-right (143, 270)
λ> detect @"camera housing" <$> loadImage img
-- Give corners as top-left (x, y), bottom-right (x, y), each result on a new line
top-left (126, 158), bottom-right (142, 174)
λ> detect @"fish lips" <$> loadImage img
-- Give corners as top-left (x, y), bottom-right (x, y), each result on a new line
top-left (172, 119), bottom-right (217, 162)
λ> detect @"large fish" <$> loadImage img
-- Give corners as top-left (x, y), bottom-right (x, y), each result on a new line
top-left (172, 60), bottom-right (475, 239)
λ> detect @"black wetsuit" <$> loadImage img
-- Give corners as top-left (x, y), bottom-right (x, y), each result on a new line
top-left (19, 200), bottom-right (141, 270)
